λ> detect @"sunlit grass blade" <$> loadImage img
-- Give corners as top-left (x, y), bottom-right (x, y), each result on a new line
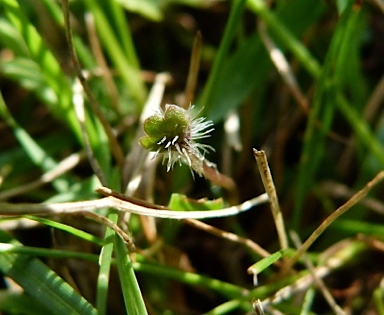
top-left (0, 90), bottom-right (71, 192)
top-left (0, 293), bottom-right (54, 315)
top-left (96, 212), bottom-right (117, 315)
top-left (247, 0), bottom-right (322, 77)
top-left (0, 243), bottom-right (98, 262)
top-left (115, 236), bottom-right (148, 314)
top-left (0, 231), bottom-right (97, 315)
top-left (83, 0), bottom-right (147, 107)
top-left (22, 216), bottom-right (105, 245)
top-left (1, 0), bottom-right (80, 139)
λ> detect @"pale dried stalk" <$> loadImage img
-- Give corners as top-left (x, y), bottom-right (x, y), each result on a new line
top-left (0, 188), bottom-right (268, 220)
top-left (0, 151), bottom-right (85, 200)
top-left (85, 13), bottom-right (121, 115)
top-left (184, 219), bottom-right (271, 258)
top-left (182, 31), bottom-right (202, 109)
top-left (261, 258), bottom-right (340, 309)
top-left (98, 188), bottom-right (269, 254)
top-left (253, 149), bottom-right (288, 249)
top-left (73, 79), bottom-right (107, 186)
top-left (122, 72), bottom-right (171, 243)
top-left (62, 0), bottom-right (125, 170)
top-left (261, 239), bottom-right (367, 309)
top-left (258, 22), bottom-right (309, 114)
top-left (123, 72), bottom-right (171, 192)
top-left (320, 180), bottom-right (384, 215)
top-left (290, 231), bottom-right (346, 315)
top-left (284, 170), bottom-right (384, 272)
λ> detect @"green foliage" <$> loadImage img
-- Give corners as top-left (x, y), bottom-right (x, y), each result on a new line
top-left (0, 0), bottom-right (383, 314)
top-left (0, 231), bottom-right (96, 315)
top-left (168, 193), bottom-right (224, 211)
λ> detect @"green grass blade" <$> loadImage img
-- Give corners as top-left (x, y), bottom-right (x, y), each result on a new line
top-left (373, 281), bottom-right (384, 315)
top-left (101, 1), bottom-right (141, 68)
top-left (0, 90), bottom-right (71, 192)
top-left (247, 0), bottom-right (322, 78)
top-left (337, 94), bottom-right (384, 166)
top-left (199, 0), bottom-right (247, 116)
top-left (0, 243), bottom-right (99, 262)
top-left (96, 212), bottom-right (117, 315)
top-left (22, 216), bottom-right (104, 245)
top-left (83, 0), bottom-right (147, 107)
top-left (293, 2), bottom-right (362, 228)
top-left (115, 235), bottom-right (148, 314)
top-left (0, 231), bottom-right (97, 315)
top-left (1, 0), bottom-right (81, 139)
top-left (0, 293), bottom-right (54, 315)
top-left (202, 0), bottom-right (325, 123)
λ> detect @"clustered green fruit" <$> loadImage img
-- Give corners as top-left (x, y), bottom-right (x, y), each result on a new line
top-left (139, 104), bottom-right (214, 175)
top-left (139, 105), bottom-right (190, 153)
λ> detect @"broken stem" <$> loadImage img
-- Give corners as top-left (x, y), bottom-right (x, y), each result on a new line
top-left (253, 149), bottom-right (288, 249)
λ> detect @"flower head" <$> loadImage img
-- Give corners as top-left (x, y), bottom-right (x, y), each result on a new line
top-left (139, 104), bottom-right (214, 176)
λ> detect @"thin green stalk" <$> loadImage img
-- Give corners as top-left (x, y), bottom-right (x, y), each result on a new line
top-left (199, 0), bottom-right (247, 115)
top-left (103, 1), bottom-right (140, 68)
top-left (247, 0), bottom-right (321, 78)
top-left (96, 212), bottom-right (118, 315)
top-left (203, 299), bottom-right (244, 315)
top-left (23, 216), bottom-right (104, 245)
top-left (133, 257), bottom-right (244, 299)
top-left (0, 90), bottom-right (69, 192)
top-left (373, 282), bottom-right (384, 315)
top-left (83, 0), bottom-right (146, 107)
top-left (337, 93), bottom-right (384, 165)
top-left (300, 287), bottom-right (316, 315)
top-left (2, 0), bottom-right (79, 138)
top-left (292, 2), bottom-right (360, 228)
top-left (332, 219), bottom-right (384, 237)
top-left (0, 243), bottom-right (99, 262)
top-left (115, 236), bottom-right (148, 315)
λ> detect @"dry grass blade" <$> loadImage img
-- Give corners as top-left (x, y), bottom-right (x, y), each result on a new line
top-left (182, 31), bottom-right (202, 109)
top-left (183, 218), bottom-right (271, 258)
top-left (258, 22), bottom-right (309, 114)
top-left (284, 170), bottom-right (384, 272)
top-left (73, 79), bottom-right (107, 186)
top-left (0, 151), bottom-right (85, 200)
top-left (290, 230), bottom-right (346, 315)
top-left (123, 72), bottom-right (171, 191)
top-left (85, 13), bottom-right (121, 115)
top-left (0, 187), bottom-right (268, 218)
top-left (253, 149), bottom-right (288, 249)
top-left (62, 0), bottom-right (125, 170)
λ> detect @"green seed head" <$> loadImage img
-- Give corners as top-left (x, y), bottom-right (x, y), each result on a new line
top-left (139, 104), bottom-right (214, 175)
top-left (140, 104), bottom-right (190, 153)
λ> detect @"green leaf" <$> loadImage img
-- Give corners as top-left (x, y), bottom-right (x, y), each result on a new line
top-left (115, 0), bottom-right (163, 21)
top-left (1, 0), bottom-right (81, 139)
top-left (0, 231), bottom-right (97, 315)
top-left (293, 2), bottom-right (361, 228)
top-left (0, 292), bottom-right (54, 315)
top-left (168, 193), bottom-right (224, 211)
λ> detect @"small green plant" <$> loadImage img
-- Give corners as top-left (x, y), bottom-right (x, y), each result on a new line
top-left (139, 104), bottom-right (214, 175)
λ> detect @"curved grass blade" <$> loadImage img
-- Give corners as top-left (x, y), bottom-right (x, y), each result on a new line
top-left (0, 231), bottom-right (97, 315)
